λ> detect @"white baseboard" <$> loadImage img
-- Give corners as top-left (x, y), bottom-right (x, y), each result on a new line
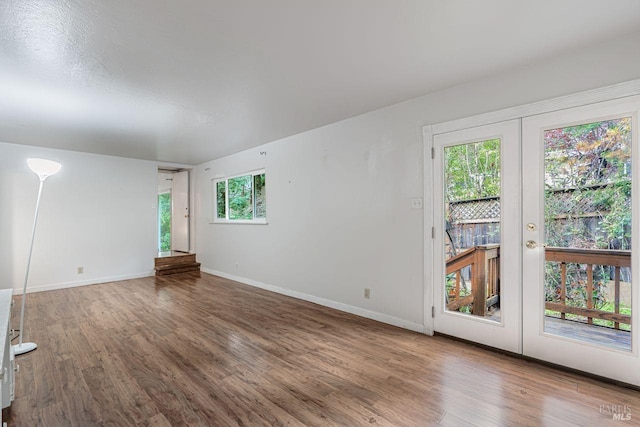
top-left (202, 268), bottom-right (425, 334)
top-left (13, 271), bottom-right (155, 295)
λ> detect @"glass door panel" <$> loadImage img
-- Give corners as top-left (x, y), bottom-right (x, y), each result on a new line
top-left (543, 118), bottom-right (632, 351)
top-left (522, 95), bottom-right (640, 386)
top-left (443, 138), bottom-right (501, 321)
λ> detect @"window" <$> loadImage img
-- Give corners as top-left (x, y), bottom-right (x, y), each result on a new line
top-left (213, 170), bottom-right (266, 223)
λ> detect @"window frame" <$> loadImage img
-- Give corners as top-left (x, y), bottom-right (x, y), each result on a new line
top-left (212, 169), bottom-right (267, 224)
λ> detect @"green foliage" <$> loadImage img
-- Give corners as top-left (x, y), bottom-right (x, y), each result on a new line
top-left (158, 193), bottom-right (171, 251)
top-left (216, 181), bottom-right (226, 218)
top-left (254, 173), bottom-right (266, 218)
top-left (444, 139), bottom-right (500, 201)
top-left (544, 118), bottom-right (631, 250)
top-left (544, 118), bottom-right (631, 190)
top-left (228, 175), bottom-right (253, 220)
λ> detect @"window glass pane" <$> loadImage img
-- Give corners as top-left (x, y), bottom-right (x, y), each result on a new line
top-left (228, 175), bottom-right (253, 220)
top-left (443, 138), bottom-right (501, 321)
top-left (216, 181), bottom-right (226, 219)
top-left (543, 117), bottom-right (632, 351)
top-left (254, 173), bottom-right (266, 218)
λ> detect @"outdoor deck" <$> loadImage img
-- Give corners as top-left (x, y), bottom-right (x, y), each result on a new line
top-left (485, 309), bottom-right (631, 352)
top-left (544, 317), bottom-right (631, 352)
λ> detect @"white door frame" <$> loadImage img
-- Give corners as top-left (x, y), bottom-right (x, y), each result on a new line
top-left (423, 126), bottom-right (435, 335)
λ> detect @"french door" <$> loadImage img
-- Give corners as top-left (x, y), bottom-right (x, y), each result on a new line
top-left (522, 96), bottom-right (640, 385)
top-left (432, 96), bottom-right (640, 386)
top-left (432, 120), bottom-right (521, 353)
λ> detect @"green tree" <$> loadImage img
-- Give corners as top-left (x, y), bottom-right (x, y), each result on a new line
top-left (158, 193), bottom-right (171, 251)
top-left (444, 139), bottom-right (500, 201)
top-left (228, 175), bottom-right (253, 220)
top-left (544, 117), bottom-right (632, 250)
top-left (216, 181), bottom-right (226, 218)
top-left (254, 174), bottom-right (266, 218)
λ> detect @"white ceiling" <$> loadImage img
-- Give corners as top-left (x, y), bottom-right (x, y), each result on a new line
top-left (1, 1), bottom-right (640, 165)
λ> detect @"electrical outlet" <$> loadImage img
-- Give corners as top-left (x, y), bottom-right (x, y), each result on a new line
top-left (235, 262), bottom-right (239, 269)
top-left (77, 266), bottom-right (84, 274)
top-left (364, 288), bottom-right (371, 299)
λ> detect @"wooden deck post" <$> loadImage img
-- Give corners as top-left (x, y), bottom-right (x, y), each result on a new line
top-left (472, 247), bottom-right (487, 316)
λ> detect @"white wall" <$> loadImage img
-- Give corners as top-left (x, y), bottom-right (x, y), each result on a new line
top-left (195, 32), bottom-right (640, 332)
top-left (0, 142), bottom-right (158, 293)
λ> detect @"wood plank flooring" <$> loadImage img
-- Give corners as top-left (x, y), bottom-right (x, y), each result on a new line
top-left (6, 272), bottom-right (640, 426)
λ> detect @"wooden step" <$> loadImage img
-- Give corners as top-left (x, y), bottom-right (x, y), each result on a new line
top-left (154, 252), bottom-right (200, 276)
top-left (155, 252), bottom-right (196, 267)
top-left (155, 262), bottom-right (201, 276)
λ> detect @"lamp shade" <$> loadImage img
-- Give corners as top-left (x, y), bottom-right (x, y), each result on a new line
top-left (27, 158), bottom-right (62, 181)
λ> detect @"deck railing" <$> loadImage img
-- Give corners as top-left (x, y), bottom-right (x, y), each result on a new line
top-left (445, 245), bottom-right (632, 327)
top-left (545, 247), bottom-right (631, 329)
top-left (446, 244), bottom-right (500, 316)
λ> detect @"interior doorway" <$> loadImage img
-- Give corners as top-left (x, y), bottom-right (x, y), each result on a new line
top-left (157, 168), bottom-right (190, 254)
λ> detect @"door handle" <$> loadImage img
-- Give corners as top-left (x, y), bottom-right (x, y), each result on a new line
top-left (526, 240), bottom-right (546, 249)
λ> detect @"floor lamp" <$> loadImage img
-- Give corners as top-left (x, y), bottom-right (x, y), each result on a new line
top-left (13, 158), bottom-right (62, 356)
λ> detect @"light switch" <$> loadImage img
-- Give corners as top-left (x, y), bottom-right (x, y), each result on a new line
top-left (411, 198), bottom-right (423, 209)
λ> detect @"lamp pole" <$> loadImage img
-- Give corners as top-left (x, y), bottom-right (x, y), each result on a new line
top-left (13, 158), bottom-right (61, 356)
top-left (14, 179), bottom-right (45, 355)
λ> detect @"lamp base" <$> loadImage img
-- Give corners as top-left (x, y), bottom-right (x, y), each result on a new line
top-left (13, 342), bottom-right (37, 355)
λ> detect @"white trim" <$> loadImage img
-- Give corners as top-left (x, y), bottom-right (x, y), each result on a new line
top-left (422, 125), bottom-right (434, 336)
top-left (14, 271), bottom-right (155, 295)
top-left (431, 79), bottom-right (640, 135)
top-left (202, 268), bottom-right (425, 334)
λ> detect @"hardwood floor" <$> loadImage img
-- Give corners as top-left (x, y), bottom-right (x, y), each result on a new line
top-left (6, 272), bottom-right (640, 426)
